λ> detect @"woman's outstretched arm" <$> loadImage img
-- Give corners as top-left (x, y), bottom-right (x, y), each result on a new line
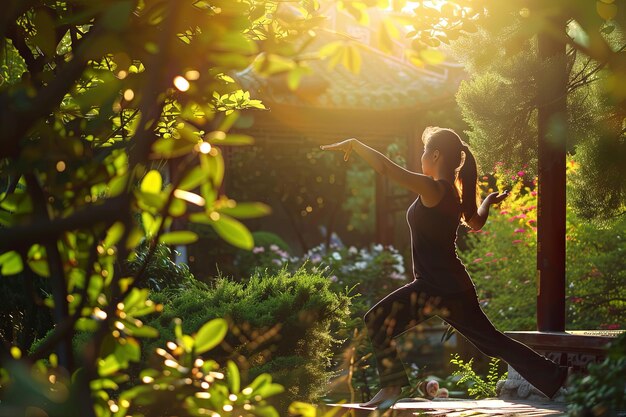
top-left (467, 191), bottom-right (509, 230)
top-left (320, 138), bottom-right (442, 204)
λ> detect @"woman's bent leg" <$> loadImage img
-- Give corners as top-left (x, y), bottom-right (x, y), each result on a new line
top-left (363, 280), bottom-right (440, 388)
top-left (442, 289), bottom-right (567, 398)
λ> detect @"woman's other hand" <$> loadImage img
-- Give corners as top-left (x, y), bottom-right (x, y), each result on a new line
top-left (320, 138), bottom-right (357, 162)
top-left (485, 190), bottom-right (509, 206)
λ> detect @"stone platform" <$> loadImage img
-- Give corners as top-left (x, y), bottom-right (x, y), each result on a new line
top-left (330, 398), bottom-right (567, 416)
top-left (498, 330), bottom-right (623, 401)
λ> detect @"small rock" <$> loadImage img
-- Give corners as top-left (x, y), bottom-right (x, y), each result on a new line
top-left (517, 382), bottom-right (531, 398)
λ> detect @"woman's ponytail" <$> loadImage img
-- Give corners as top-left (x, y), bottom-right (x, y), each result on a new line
top-left (457, 144), bottom-right (479, 225)
top-left (422, 128), bottom-right (480, 225)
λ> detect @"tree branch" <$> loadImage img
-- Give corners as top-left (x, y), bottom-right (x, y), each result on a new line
top-left (0, 195), bottom-right (129, 253)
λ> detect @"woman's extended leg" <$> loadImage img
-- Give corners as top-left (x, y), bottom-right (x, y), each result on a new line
top-left (441, 288), bottom-right (567, 398)
top-left (362, 280), bottom-right (442, 401)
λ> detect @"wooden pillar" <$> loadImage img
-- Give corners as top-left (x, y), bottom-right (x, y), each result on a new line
top-left (536, 20), bottom-right (567, 332)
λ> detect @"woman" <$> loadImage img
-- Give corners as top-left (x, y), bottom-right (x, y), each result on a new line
top-left (320, 127), bottom-right (567, 407)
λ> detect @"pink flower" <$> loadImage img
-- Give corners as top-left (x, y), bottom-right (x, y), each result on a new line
top-left (473, 258), bottom-right (483, 263)
top-left (531, 191), bottom-right (537, 196)
top-left (512, 239), bottom-right (523, 244)
top-left (607, 324), bottom-right (621, 330)
top-left (571, 297), bottom-right (583, 303)
top-left (517, 171), bottom-right (525, 177)
top-left (514, 228), bottom-right (525, 233)
top-left (528, 219), bottom-right (536, 225)
top-left (253, 246), bottom-right (265, 254)
top-left (485, 252), bottom-right (494, 257)
top-left (500, 210), bottom-right (509, 215)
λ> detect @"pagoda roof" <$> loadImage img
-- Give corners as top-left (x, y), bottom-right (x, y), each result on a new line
top-left (236, 19), bottom-right (465, 111)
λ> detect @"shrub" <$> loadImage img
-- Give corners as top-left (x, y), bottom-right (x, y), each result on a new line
top-left (567, 333), bottom-right (626, 417)
top-left (145, 266), bottom-right (353, 410)
top-left (128, 242), bottom-right (196, 291)
top-left (449, 354), bottom-right (508, 399)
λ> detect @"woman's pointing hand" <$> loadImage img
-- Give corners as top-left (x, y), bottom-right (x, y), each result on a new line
top-left (320, 138), bottom-right (357, 162)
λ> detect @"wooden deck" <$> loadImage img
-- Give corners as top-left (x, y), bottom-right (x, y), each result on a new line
top-left (329, 398), bottom-right (567, 417)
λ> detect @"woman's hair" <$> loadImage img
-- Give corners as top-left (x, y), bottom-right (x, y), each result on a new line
top-left (422, 127), bottom-right (480, 224)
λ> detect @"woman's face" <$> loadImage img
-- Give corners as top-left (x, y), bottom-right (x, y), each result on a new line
top-left (421, 146), bottom-right (437, 176)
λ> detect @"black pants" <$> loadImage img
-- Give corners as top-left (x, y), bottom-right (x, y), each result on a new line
top-left (363, 279), bottom-right (567, 398)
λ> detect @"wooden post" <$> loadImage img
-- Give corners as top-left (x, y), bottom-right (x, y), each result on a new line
top-left (536, 20), bottom-right (567, 332)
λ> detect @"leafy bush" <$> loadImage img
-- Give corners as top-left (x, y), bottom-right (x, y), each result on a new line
top-left (8, 317), bottom-right (288, 417)
top-left (449, 354), bottom-right (508, 399)
top-left (567, 333), bottom-right (626, 417)
top-left (145, 267), bottom-right (353, 410)
top-left (128, 242), bottom-right (196, 291)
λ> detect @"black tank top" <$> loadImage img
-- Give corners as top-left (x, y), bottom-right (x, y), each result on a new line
top-left (406, 179), bottom-right (475, 294)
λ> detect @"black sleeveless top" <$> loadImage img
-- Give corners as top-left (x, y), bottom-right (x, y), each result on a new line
top-left (406, 180), bottom-right (475, 294)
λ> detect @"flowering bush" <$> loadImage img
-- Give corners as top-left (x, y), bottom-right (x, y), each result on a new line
top-left (299, 242), bottom-right (408, 307)
top-left (459, 160), bottom-right (626, 331)
top-left (238, 240), bottom-right (408, 319)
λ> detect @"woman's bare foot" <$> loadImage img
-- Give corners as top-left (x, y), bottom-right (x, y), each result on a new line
top-left (360, 386), bottom-right (402, 407)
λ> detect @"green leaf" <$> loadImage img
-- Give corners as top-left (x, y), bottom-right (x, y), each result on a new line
top-left (141, 170), bottom-right (162, 194)
top-left (174, 318), bottom-right (183, 341)
top-left (152, 137), bottom-right (196, 158)
top-left (0, 193), bottom-right (33, 214)
top-left (169, 198), bottom-right (187, 217)
top-left (136, 190), bottom-right (167, 210)
top-left (76, 318), bottom-right (99, 331)
top-left (104, 222), bottom-right (125, 248)
top-left (201, 152), bottom-right (224, 187)
top-left (28, 259), bottom-right (49, 277)
top-left (158, 231), bottom-right (198, 245)
top-left (256, 382), bottom-right (285, 399)
top-left (90, 378), bottom-right (119, 391)
top-left (252, 53), bottom-right (296, 76)
top-left (194, 318), bottom-right (228, 354)
top-left (217, 202), bottom-right (271, 219)
top-left (210, 213), bottom-right (254, 250)
top-left (0, 251), bottom-right (23, 275)
top-left (108, 174), bottom-right (128, 197)
top-left (141, 212), bottom-right (159, 236)
top-left (248, 373), bottom-right (271, 393)
top-left (179, 165), bottom-right (207, 190)
top-left (98, 354), bottom-right (121, 377)
top-left (227, 360), bottom-right (240, 393)
top-left (288, 402), bottom-right (317, 417)
top-left (181, 335), bottom-right (194, 352)
top-left (124, 323), bottom-right (159, 338)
